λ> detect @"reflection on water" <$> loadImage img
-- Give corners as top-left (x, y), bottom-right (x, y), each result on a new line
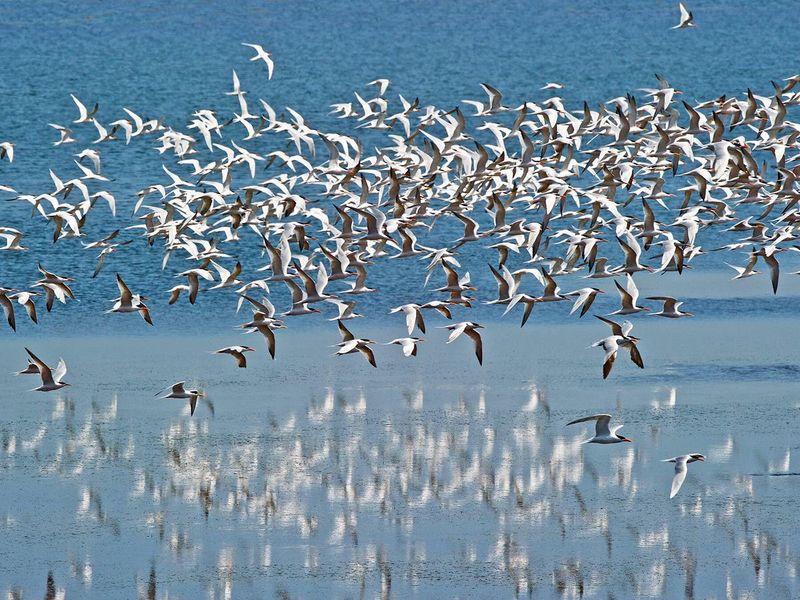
top-left (0, 325), bottom-right (799, 598)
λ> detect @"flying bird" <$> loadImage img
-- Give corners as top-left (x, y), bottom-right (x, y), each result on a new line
top-left (663, 453), bottom-right (705, 498)
top-left (566, 414), bottom-right (632, 444)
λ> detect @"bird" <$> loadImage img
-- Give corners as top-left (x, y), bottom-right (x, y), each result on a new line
top-left (565, 287), bottom-right (604, 317)
top-left (242, 42), bottom-right (274, 79)
top-left (609, 275), bottom-right (649, 315)
top-left (0, 289), bottom-right (16, 331)
top-left (592, 316), bottom-right (644, 379)
top-left (672, 2), bottom-right (696, 29)
top-left (0, 142), bottom-right (14, 163)
top-left (214, 345), bottom-right (256, 368)
top-left (385, 337), bottom-right (423, 357)
top-left (647, 296), bottom-right (693, 318)
top-left (157, 381), bottom-right (205, 417)
top-left (107, 274), bottom-right (153, 325)
top-left (335, 338), bottom-right (378, 367)
top-left (441, 322), bottom-right (484, 365)
top-left (389, 303), bottom-right (426, 335)
top-left (663, 454), bottom-right (705, 498)
top-left (566, 414), bottom-right (632, 444)
top-left (0, 227), bottom-right (26, 250)
top-left (24, 348), bottom-right (70, 392)
top-left (70, 94), bottom-right (98, 123)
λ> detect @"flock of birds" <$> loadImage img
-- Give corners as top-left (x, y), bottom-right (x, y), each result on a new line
top-left (2, 16), bottom-right (800, 503)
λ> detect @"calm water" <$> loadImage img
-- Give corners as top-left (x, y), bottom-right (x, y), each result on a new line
top-left (2, 0), bottom-right (800, 598)
top-left (1, 321), bottom-right (799, 598)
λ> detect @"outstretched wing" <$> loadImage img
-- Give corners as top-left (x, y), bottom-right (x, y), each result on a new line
top-left (670, 457), bottom-right (689, 498)
top-left (567, 414), bottom-right (613, 437)
top-left (53, 358), bottom-right (68, 383)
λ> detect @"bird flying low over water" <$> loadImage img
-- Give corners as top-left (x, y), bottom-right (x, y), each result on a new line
top-left (214, 345), bottom-right (256, 368)
top-left (566, 414), bottom-right (632, 444)
top-left (591, 316), bottom-right (644, 379)
top-left (24, 348), bottom-right (70, 392)
top-left (441, 321), bottom-right (484, 365)
top-left (663, 453), bottom-right (705, 498)
top-left (157, 381), bottom-right (205, 416)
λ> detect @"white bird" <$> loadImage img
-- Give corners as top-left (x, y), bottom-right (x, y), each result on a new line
top-left (0, 142), bottom-right (14, 163)
top-left (566, 414), bottom-right (632, 444)
top-left (565, 287), bottom-right (604, 318)
top-left (242, 42), bottom-right (274, 79)
top-left (441, 321), bottom-right (484, 365)
top-left (592, 315), bottom-right (645, 379)
top-left (647, 296), bottom-right (693, 318)
top-left (663, 454), bottom-right (705, 498)
top-left (70, 94), bottom-right (98, 123)
top-left (609, 275), bottom-right (649, 315)
top-left (389, 303), bottom-right (426, 335)
top-left (214, 345), bottom-right (256, 368)
top-left (672, 2), bottom-right (696, 29)
top-left (157, 381), bottom-right (205, 417)
top-left (385, 337), bottom-right (423, 357)
top-left (24, 348), bottom-right (69, 392)
top-left (108, 274), bottom-right (153, 325)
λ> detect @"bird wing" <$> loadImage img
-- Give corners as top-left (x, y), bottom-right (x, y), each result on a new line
top-left (255, 323), bottom-right (277, 359)
top-left (670, 456), bottom-right (689, 498)
top-left (116, 274), bottom-right (132, 302)
top-left (0, 293), bottom-right (15, 331)
top-left (595, 314), bottom-right (623, 336)
top-left (567, 414), bottom-right (613, 437)
top-left (647, 296), bottom-right (677, 312)
top-left (621, 320), bottom-right (634, 337)
top-left (337, 319), bottom-right (354, 342)
top-left (627, 341), bottom-right (645, 369)
top-left (358, 344), bottom-right (377, 368)
top-left (446, 322), bottom-right (468, 343)
top-left (678, 2), bottom-right (691, 23)
top-left (464, 327), bottom-right (483, 365)
top-left (53, 358), bottom-right (68, 384)
top-left (25, 348), bottom-right (55, 387)
top-left (763, 253), bottom-right (780, 294)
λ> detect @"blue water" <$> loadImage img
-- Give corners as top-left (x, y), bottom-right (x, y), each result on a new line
top-left (1, 0), bottom-right (800, 334)
top-left (2, 1), bottom-right (800, 598)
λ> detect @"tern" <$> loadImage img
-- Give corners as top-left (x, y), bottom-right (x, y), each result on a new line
top-left (389, 303), bottom-right (426, 335)
top-left (609, 275), bottom-right (649, 315)
top-left (241, 43), bottom-right (274, 79)
top-left (108, 274), bottom-right (153, 325)
top-left (663, 454), bottom-right (705, 498)
top-left (647, 296), bottom-right (693, 318)
top-left (592, 315), bottom-right (644, 379)
top-left (441, 321), bottom-right (484, 365)
top-left (24, 348), bottom-right (70, 392)
top-left (672, 2), bottom-right (696, 29)
top-left (157, 381), bottom-right (205, 417)
top-left (566, 414), bottom-right (632, 444)
top-left (385, 337), bottom-right (423, 357)
top-left (565, 287), bottom-right (604, 317)
top-left (335, 339), bottom-right (377, 367)
top-left (214, 345), bottom-right (256, 368)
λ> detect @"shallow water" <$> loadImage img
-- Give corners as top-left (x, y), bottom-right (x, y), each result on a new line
top-left (1, 319), bottom-right (799, 598)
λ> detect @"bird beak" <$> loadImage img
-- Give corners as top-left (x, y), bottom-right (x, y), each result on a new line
top-left (622, 437), bottom-right (632, 443)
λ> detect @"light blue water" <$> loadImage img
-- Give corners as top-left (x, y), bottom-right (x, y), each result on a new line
top-left (2, 1), bottom-right (800, 598)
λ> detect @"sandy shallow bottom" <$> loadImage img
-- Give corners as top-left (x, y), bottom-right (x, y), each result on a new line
top-left (0, 318), bottom-right (799, 599)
